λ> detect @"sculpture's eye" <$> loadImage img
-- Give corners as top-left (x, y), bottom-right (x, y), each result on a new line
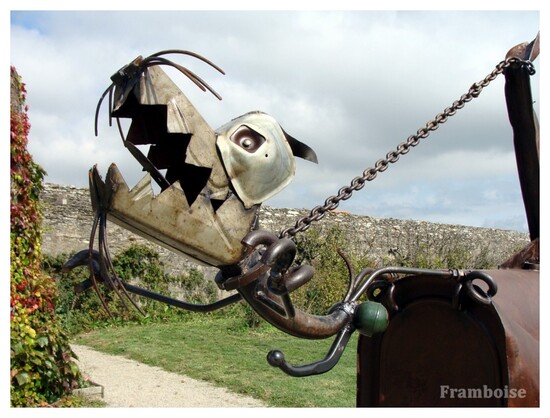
top-left (230, 126), bottom-right (266, 153)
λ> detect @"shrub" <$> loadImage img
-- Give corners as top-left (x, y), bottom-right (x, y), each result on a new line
top-left (10, 67), bottom-right (81, 407)
top-left (383, 229), bottom-right (496, 269)
top-left (293, 226), bottom-right (377, 314)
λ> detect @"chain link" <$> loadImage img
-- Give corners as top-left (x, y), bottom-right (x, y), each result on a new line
top-left (279, 57), bottom-right (535, 239)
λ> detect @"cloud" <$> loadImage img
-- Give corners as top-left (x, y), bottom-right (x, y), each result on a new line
top-left (9, 10), bottom-right (540, 232)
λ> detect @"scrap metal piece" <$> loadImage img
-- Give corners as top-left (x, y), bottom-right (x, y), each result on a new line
top-left (505, 32), bottom-right (540, 62)
top-left (357, 268), bottom-right (539, 407)
top-left (89, 164), bottom-right (259, 267)
top-left (111, 63), bottom-right (231, 201)
top-left (216, 111), bottom-right (317, 209)
top-left (504, 32), bottom-right (540, 241)
top-left (63, 249), bottom-right (243, 312)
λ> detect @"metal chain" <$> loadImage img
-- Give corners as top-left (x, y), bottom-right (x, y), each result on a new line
top-left (280, 57), bottom-right (536, 239)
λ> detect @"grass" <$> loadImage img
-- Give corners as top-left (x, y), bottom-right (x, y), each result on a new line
top-left (73, 316), bottom-right (359, 407)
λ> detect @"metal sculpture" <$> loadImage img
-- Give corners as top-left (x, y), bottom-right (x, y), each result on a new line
top-left (64, 34), bottom-right (539, 406)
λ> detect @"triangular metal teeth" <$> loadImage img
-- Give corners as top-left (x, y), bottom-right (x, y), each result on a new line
top-left (129, 173), bottom-right (154, 201)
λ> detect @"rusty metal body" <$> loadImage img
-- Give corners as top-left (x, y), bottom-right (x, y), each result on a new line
top-left (356, 268), bottom-right (539, 406)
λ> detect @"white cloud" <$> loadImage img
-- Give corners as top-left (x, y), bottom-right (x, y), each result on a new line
top-left (8, 10), bottom-right (541, 232)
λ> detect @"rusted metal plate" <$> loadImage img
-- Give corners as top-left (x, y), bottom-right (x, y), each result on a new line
top-left (111, 62), bottom-right (231, 200)
top-left (503, 68), bottom-right (540, 241)
top-left (89, 164), bottom-right (259, 267)
top-left (357, 269), bottom-right (539, 407)
top-left (216, 111), bottom-right (317, 209)
top-left (487, 268), bottom-right (539, 407)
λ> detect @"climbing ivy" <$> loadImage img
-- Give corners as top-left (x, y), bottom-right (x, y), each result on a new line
top-left (10, 67), bottom-right (82, 407)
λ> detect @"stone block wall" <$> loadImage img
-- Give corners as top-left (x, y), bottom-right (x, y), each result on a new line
top-left (41, 183), bottom-right (530, 281)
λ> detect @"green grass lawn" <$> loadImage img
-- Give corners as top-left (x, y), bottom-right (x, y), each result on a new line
top-left (73, 316), bottom-right (359, 407)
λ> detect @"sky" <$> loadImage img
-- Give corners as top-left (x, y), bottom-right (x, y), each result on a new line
top-left (5, 4), bottom-right (543, 233)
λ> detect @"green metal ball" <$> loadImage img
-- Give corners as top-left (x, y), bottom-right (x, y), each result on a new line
top-left (353, 301), bottom-right (389, 337)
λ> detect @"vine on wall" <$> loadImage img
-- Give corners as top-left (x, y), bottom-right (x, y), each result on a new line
top-left (10, 67), bottom-right (82, 406)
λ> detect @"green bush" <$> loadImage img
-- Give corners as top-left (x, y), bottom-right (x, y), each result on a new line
top-left (113, 245), bottom-right (168, 291)
top-left (10, 67), bottom-right (82, 407)
top-left (383, 231), bottom-right (496, 269)
top-left (293, 226), bottom-right (378, 314)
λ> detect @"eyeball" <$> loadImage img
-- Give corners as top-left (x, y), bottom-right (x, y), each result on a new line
top-left (230, 126), bottom-right (266, 153)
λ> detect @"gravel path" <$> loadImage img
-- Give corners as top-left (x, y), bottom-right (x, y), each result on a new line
top-left (72, 344), bottom-right (267, 408)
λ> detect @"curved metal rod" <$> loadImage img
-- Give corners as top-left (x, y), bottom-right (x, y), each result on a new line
top-left (148, 49), bottom-right (226, 75)
top-left (349, 266), bottom-right (458, 303)
top-left (95, 49), bottom-right (225, 136)
top-left (121, 283), bottom-right (242, 312)
top-left (142, 57), bottom-right (223, 100)
top-left (266, 325), bottom-right (354, 377)
top-left (96, 212), bottom-right (147, 315)
top-left (268, 265), bottom-right (314, 295)
top-left (97, 213), bottom-right (141, 313)
top-left (367, 279), bottom-right (399, 313)
top-left (94, 83), bottom-right (115, 136)
top-left (142, 59), bottom-right (206, 94)
top-left (241, 229), bottom-right (280, 249)
top-left (237, 273), bottom-right (353, 340)
top-left (338, 248), bottom-right (359, 302)
top-left (459, 270), bottom-right (498, 305)
top-left (62, 249), bottom-right (242, 313)
top-left (85, 214), bottom-right (112, 315)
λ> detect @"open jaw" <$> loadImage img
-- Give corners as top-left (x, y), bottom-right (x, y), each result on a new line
top-left (89, 163), bottom-right (259, 268)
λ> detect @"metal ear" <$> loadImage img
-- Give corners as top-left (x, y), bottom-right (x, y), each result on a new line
top-left (281, 128), bottom-right (318, 164)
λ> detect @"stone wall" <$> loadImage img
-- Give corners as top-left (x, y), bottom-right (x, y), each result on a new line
top-left (41, 183), bottom-right (530, 280)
